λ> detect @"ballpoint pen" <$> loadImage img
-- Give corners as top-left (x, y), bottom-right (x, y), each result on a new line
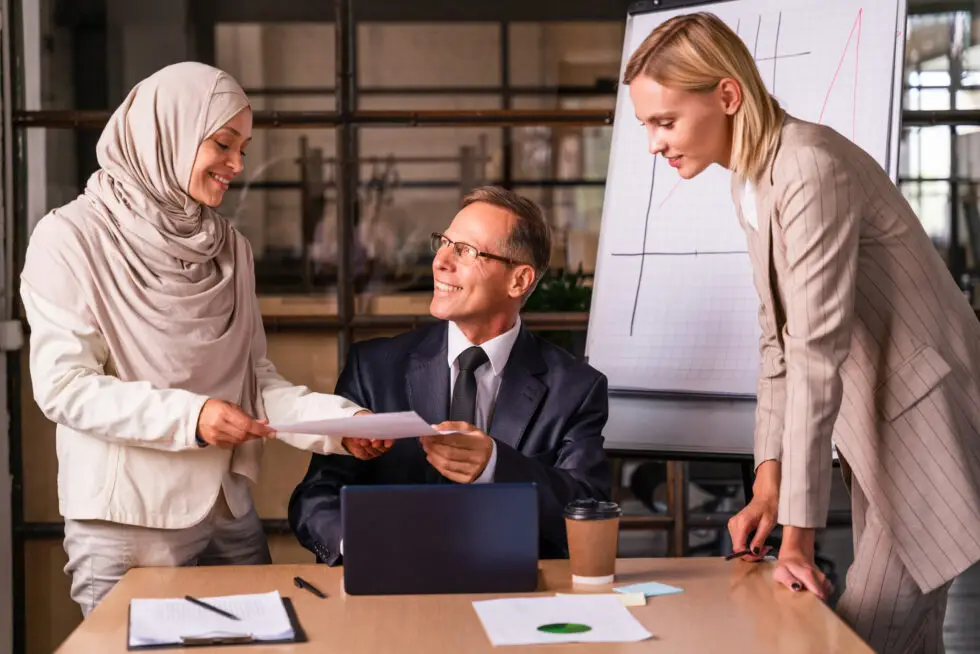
top-left (184, 595), bottom-right (241, 621)
top-left (294, 576), bottom-right (327, 599)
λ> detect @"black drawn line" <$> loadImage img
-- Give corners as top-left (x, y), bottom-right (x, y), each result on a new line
top-left (616, 15), bottom-right (808, 339)
top-left (629, 157), bottom-right (658, 337)
top-left (772, 12), bottom-right (782, 93)
top-left (612, 250), bottom-right (749, 257)
top-left (755, 50), bottom-right (807, 63)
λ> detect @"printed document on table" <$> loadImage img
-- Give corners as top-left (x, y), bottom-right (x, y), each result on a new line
top-left (472, 595), bottom-right (653, 646)
top-left (128, 591), bottom-right (293, 647)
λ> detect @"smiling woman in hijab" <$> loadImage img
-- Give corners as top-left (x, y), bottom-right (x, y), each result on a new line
top-left (19, 62), bottom-right (388, 616)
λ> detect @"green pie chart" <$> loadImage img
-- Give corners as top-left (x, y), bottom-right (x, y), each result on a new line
top-left (537, 623), bottom-right (593, 634)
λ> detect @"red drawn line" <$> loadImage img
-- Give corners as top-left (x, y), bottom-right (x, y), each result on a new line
top-left (658, 178), bottom-right (683, 209)
top-left (852, 9), bottom-right (862, 140)
top-left (818, 8), bottom-right (863, 129)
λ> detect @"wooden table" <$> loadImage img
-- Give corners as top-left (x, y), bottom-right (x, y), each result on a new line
top-left (56, 558), bottom-right (872, 653)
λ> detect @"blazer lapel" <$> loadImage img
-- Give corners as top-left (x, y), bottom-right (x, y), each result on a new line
top-left (407, 324), bottom-right (450, 425)
top-left (734, 173), bottom-right (776, 324)
top-left (747, 117), bottom-right (788, 325)
top-left (488, 327), bottom-right (547, 451)
top-left (754, 174), bottom-right (777, 317)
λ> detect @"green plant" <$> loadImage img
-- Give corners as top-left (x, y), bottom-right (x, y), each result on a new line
top-left (523, 266), bottom-right (593, 355)
top-left (523, 265), bottom-right (593, 312)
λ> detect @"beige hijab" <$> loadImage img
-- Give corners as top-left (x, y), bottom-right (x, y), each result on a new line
top-left (22, 62), bottom-right (266, 467)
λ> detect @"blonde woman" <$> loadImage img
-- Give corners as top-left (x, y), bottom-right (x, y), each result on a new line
top-left (20, 62), bottom-right (385, 616)
top-left (623, 13), bottom-right (980, 652)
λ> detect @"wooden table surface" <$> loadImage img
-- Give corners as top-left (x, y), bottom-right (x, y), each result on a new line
top-left (56, 557), bottom-right (873, 653)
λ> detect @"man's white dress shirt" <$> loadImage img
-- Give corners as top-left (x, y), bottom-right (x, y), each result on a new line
top-left (445, 317), bottom-right (522, 483)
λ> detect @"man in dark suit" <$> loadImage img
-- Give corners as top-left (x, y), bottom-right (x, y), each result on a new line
top-left (288, 186), bottom-right (611, 564)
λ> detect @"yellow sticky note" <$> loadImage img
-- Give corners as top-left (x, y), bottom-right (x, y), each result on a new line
top-left (555, 592), bottom-right (646, 607)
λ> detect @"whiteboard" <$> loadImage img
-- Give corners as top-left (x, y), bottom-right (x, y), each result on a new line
top-left (591, 0), bottom-right (907, 454)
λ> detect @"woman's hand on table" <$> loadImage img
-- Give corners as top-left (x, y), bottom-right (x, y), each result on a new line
top-left (773, 527), bottom-right (833, 600)
top-left (727, 460), bottom-right (780, 561)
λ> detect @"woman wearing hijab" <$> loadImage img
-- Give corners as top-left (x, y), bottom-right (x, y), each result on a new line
top-left (20, 62), bottom-right (388, 616)
top-left (622, 13), bottom-right (980, 652)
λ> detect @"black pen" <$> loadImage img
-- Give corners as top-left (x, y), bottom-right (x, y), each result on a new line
top-left (184, 595), bottom-right (240, 621)
top-left (727, 529), bottom-right (769, 560)
top-left (294, 576), bottom-right (327, 599)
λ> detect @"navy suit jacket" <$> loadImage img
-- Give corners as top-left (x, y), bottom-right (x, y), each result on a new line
top-left (287, 322), bottom-right (612, 564)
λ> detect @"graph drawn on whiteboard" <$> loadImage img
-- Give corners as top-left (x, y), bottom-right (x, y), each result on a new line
top-left (586, 0), bottom-right (897, 398)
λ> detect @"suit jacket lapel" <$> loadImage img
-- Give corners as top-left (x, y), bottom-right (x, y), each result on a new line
top-left (407, 324), bottom-right (450, 425)
top-left (488, 327), bottom-right (547, 451)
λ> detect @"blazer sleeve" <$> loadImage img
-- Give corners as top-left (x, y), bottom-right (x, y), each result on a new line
top-left (288, 343), bottom-right (372, 565)
top-left (246, 286), bottom-right (364, 455)
top-left (775, 145), bottom-right (860, 529)
top-left (21, 282), bottom-right (209, 452)
top-left (755, 301), bottom-right (787, 470)
top-left (493, 372), bottom-right (612, 557)
top-left (732, 175), bottom-right (787, 471)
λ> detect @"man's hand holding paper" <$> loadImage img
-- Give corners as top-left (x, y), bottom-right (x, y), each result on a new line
top-left (421, 421), bottom-right (495, 483)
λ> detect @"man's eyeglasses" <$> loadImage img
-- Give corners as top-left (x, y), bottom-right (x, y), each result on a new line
top-left (430, 232), bottom-right (528, 266)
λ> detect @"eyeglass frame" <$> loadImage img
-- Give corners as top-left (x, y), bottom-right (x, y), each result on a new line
top-left (430, 232), bottom-right (530, 267)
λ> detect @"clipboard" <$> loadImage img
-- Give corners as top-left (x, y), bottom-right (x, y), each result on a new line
top-left (126, 597), bottom-right (308, 650)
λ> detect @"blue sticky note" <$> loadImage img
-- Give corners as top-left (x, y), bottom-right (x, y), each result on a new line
top-left (613, 581), bottom-right (684, 597)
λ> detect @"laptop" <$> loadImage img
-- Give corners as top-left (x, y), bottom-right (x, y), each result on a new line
top-left (340, 483), bottom-right (539, 595)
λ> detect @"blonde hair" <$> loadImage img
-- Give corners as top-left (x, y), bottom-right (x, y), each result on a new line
top-left (622, 12), bottom-right (783, 182)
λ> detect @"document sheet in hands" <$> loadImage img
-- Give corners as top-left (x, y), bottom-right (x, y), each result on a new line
top-left (128, 591), bottom-right (294, 647)
top-left (270, 411), bottom-right (458, 440)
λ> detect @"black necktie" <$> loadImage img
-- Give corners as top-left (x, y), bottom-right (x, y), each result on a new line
top-left (426, 346), bottom-right (488, 484)
top-left (450, 346), bottom-right (489, 424)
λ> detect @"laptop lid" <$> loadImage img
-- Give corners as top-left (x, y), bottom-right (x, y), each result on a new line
top-left (341, 483), bottom-right (539, 595)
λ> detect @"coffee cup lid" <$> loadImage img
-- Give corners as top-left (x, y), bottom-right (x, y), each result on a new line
top-left (564, 498), bottom-right (622, 520)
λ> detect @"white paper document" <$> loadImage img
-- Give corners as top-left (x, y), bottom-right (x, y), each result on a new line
top-left (128, 591), bottom-right (294, 647)
top-left (471, 596), bottom-right (653, 646)
top-left (270, 411), bottom-right (454, 440)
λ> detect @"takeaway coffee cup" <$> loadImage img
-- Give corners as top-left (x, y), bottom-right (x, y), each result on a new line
top-left (564, 499), bottom-right (622, 585)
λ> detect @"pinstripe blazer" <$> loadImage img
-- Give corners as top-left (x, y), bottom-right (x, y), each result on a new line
top-left (732, 114), bottom-right (980, 593)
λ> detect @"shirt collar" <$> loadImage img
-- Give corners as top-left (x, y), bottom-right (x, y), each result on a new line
top-left (447, 317), bottom-right (522, 378)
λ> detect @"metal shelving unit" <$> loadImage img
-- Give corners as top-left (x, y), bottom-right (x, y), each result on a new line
top-left (6, 1), bottom-right (980, 651)
top-left (0, 4), bottom-right (627, 650)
